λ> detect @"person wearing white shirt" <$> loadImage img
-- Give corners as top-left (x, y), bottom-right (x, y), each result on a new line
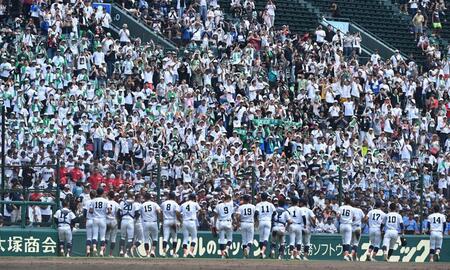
top-left (351, 205), bottom-right (365, 260)
top-left (382, 203), bottom-right (404, 262)
top-left (286, 197), bottom-right (305, 260)
top-left (266, 0), bottom-right (276, 28)
top-left (213, 194), bottom-right (234, 258)
top-left (140, 193), bottom-right (161, 258)
top-left (54, 201), bottom-right (76, 256)
top-left (92, 46), bottom-right (106, 67)
top-left (337, 197), bottom-right (355, 261)
top-left (365, 201), bottom-right (386, 261)
top-left (255, 192), bottom-right (276, 258)
top-left (427, 205), bottom-right (446, 262)
top-left (119, 24), bottom-right (131, 45)
top-left (315, 26), bottom-right (326, 45)
top-left (343, 100), bottom-right (355, 118)
top-left (180, 193), bottom-right (201, 258)
top-left (160, 192), bottom-right (182, 258)
top-left (236, 194), bottom-right (256, 258)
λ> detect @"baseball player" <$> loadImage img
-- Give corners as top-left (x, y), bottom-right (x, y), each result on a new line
top-left (382, 203), bottom-right (404, 262)
top-left (255, 192), bottom-right (276, 259)
top-left (270, 198), bottom-right (289, 260)
top-left (337, 197), bottom-right (355, 261)
top-left (119, 191), bottom-right (140, 257)
top-left (160, 191), bottom-right (182, 258)
top-left (351, 203), bottom-right (365, 261)
top-left (141, 192), bottom-right (161, 258)
top-left (89, 188), bottom-right (109, 256)
top-left (180, 193), bottom-right (201, 258)
top-left (299, 198), bottom-right (316, 260)
top-left (105, 191), bottom-right (119, 257)
top-left (286, 197), bottom-right (305, 260)
top-left (365, 201), bottom-right (386, 261)
top-left (427, 204), bottom-right (446, 262)
top-left (236, 194), bottom-right (256, 259)
top-left (132, 194), bottom-right (144, 257)
top-left (54, 201), bottom-right (76, 257)
top-left (83, 190), bottom-right (96, 257)
top-left (213, 194), bottom-right (234, 258)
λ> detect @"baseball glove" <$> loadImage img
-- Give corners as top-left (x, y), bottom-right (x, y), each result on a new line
top-left (211, 226), bottom-right (218, 238)
top-left (400, 236), bottom-right (407, 247)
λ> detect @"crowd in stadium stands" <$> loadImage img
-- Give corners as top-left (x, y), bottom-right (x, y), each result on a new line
top-left (0, 0), bottom-right (449, 234)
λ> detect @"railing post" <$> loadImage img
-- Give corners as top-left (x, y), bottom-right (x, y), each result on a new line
top-left (251, 167), bottom-right (256, 205)
top-left (21, 202), bottom-right (26, 228)
top-left (338, 166), bottom-right (343, 206)
top-left (156, 153), bottom-right (161, 205)
top-left (1, 100), bottom-right (5, 216)
top-left (54, 157), bottom-right (61, 228)
top-left (419, 167), bottom-right (424, 234)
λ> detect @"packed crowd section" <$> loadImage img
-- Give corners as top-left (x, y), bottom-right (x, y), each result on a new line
top-left (0, 0), bottom-right (449, 233)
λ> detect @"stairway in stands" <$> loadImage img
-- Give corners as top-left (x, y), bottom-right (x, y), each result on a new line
top-left (303, 0), bottom-right (426, 65)
top-left (256, 0), bottom-right (320, 34)
top-left (218, 0), bottom-right (321, 35)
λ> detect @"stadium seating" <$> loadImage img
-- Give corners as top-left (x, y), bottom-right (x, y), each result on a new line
top-left (301, 0), bottom-right (426, 64)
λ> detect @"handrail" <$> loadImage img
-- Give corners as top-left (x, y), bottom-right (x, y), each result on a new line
top-left (0, 200), bottom-right (57, 228)
top-left (319, 18), bottom-right (374, 57)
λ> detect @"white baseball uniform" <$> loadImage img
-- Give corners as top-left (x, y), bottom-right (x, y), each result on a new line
top-left (54, 208), bottom-right (76, 245)
top-left (338, 205), bottom-right (354, 245)
top-left (181, 200), bottom-right (201, 246)
top-left (351, 207), bottom-right (365, 246)
top-left (287, 205), bottom-right (304, 248)
top-left (106, 200), bottom-right (119, 244)
top-left (133, 202), bottom-right (144, 244)
top-left (272, 207), bottom-right (289, 245)
top-left (367, 209), bottom-right (386, 248)
top-left (300, 206), bottom-right (315, 249)
top-left (161, 199), bottom-right (181, 243)
top-left (428, 213), bottom-right (446, 250)
top-left (84, 198), bottom-right (94, 243)
top-left (90, 197), bottom-right (109, 242)
top-left (119, 199), bottom-right (139, 242)
top-left (382, 212), bottom-right (403, 250)
top-left (238, 203), bottom-right (256, 246)
top-left (256, 201), bottom-right (276, 244)
top-left (214, 201), bottom-right (234, 245)
top-left (141, 201), bottom-right (161, 245)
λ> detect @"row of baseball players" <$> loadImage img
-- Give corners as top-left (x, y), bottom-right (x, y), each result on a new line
top-left (54, 189), bottom-right (447, 262)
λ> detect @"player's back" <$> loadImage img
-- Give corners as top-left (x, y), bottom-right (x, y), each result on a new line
top-left (238, 203), bottom-right (256, 223)
top-left (107, 200), bottom-right (119, 220)
top-left (120, 199), bottom-right (137, 220)
top-left (273, 207), bottom-right (288, 226)
top-left (428, 213), bottom-right (446, 232)
top-left (90, 197), bottom-right (109, 218)
top-left (385, 212), bottom-right (402, 231)
top-left (181, 201), bottom-right (200, 221)
top-left (215, 201), bottom-right (234, 220)
top-left (338, 205), bottom-right (354, 224)
top-left (368, 209), bottom-right (385, 229)
top-left (55, 208), bottom-right (76, 226)
top-left (161, 199), bottom-right (180, 221)
top-left (256, 201), bottom-right (276, 222)
top-left (300, 206), bottom-right (315, 226)
top-left (287, 206), bottom-right (303, 225)
top-left (141, 201), bottom-right (160, 222)
top-left (352, 207), bottom-right (365, 228)
top-left (133, 202), bottom-right (142, 222)
top-left (83, 199), bottom-right (94, 220)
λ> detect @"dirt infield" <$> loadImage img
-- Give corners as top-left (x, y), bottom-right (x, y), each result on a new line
top-left (0, 258), bottom-right (449, 270)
